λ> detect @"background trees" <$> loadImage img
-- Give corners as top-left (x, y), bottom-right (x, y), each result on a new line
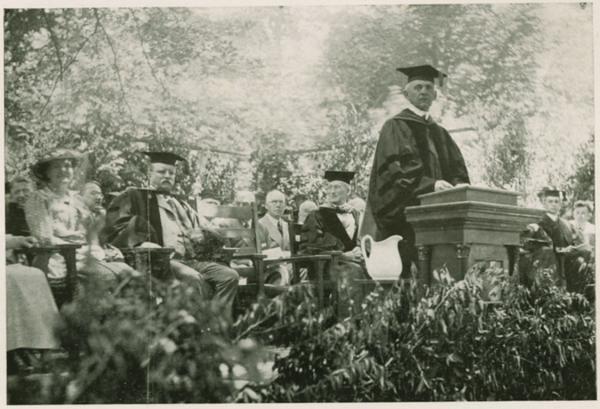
top-left (4, 4), bottom-right (593, 206)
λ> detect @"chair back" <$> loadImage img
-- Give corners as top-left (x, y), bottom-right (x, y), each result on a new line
top-left (197, 201), bottom-right (261, 256)
top-left (288, 222), bottom-right (304, 256)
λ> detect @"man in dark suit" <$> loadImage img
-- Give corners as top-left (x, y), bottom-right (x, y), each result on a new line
top-left (103, 152), bottom-right (239, 317)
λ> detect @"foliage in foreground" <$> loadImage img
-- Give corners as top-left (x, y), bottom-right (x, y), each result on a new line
top-left (8, 276), bottom-right (269, 404)
top-left (7, 265), bottom-right (596, 403)
top-left (236, 267), bottom-right (596, 402)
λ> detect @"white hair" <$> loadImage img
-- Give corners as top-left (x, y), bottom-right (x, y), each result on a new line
top-left (348, 197), bottom-right (366, 213)
top-left (298, 200), bottom-right (318, 224)
top-left (328, 180), bottom-right (351, 192)
top-left (265, 189), bottom-right (285, 202)
top-left (235, 190), bottom-right (255, 203)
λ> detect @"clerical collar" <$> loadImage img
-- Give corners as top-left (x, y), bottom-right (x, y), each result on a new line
top-left (546, 212), bottom-right (559, 222)
top-left (406, 103), bottom-right (430, 120)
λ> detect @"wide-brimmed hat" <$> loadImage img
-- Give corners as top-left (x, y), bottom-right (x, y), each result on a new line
top-left (31, 148), bottom-right (82, 181)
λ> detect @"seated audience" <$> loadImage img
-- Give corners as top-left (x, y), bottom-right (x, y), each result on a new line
top-left (527, 187), bottom-right (591, 292)
top-left (6, 234), bottom-right (61, 374)
top-left (257, 189), bottom-right (292, 285)
top-left (6, 176), bottom-right (33, 237)
top-left (24, 149), bottom-right (132, 284)
top-left (79, 182), bottom-right (140, 275)
top-left (234, 190), bottom-right (255, 207)
top-left (570, 200), bottom-right (595, 250)
top-left (298, 199), bottom-right (318, 224)
top-left (103, 151), bottom-right (238, 318)
top-left (300, 171), bottom-right (371, 314)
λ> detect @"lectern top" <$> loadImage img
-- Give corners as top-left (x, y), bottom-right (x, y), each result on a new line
top-left (418, 185), bottom-right (519, 206)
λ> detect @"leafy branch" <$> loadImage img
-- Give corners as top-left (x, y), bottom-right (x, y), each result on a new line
top-left (39, 13), bottom-right (102, 117)
top-left (93, 9), bottom-right (135, 121)
top-left (129, 8), bottom-right (170, 97)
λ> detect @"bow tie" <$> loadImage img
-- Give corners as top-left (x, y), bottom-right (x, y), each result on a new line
top-left (329, 205), bottom-right (352, 214)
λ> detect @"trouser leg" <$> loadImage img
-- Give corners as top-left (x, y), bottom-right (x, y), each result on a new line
top-left (195, 261), bottom-right (239, 319)
top-left (170, 259), bottom-right (211, 298)
top-left (330, 260), bottom-right (366, 318)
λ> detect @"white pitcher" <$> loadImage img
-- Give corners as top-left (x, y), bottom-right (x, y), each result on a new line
top-left (360, 234), bottom-right (403, 280)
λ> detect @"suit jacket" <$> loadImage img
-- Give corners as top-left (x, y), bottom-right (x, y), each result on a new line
top-left (257, 215), bottom-right (290, 251)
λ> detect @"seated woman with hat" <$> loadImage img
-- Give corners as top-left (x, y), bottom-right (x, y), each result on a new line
top-left (24, 148), bottom-right (137, 288)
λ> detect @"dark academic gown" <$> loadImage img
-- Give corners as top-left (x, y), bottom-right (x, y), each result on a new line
top-left (300, 207), bottom-right (369, 281)
top-left (365, 108), bottom-right (470, 275)
top-left (102, 188), bottom-right (164, 248)
top-left (538, 214), bottom-right (590, 292)
top-left (6, 202), bottom-right (30, 237)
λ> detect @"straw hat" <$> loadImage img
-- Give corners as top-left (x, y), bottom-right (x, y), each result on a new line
top-left (31, 148), bottom-right (82, 182)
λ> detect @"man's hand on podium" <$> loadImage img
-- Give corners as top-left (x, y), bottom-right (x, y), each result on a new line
top-left (434, 180), bottom-right (453, 191)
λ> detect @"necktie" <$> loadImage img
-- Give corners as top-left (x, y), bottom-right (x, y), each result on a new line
top-left (277, 219), bottom-right (283, 235)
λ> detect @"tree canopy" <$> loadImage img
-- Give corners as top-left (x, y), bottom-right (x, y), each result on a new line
top-left (4, 4), bottom-right (593, 205)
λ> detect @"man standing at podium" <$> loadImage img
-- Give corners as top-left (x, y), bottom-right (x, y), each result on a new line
top-left (365, 64), bottom-right (470, 278)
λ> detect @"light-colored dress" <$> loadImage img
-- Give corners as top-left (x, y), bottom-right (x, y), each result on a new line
top-left (7, 263), bottom-right (61, 350)
top-left (25, 188), bottom-right (87, 279)
top-left (24, 187), bottom-right (132, 281)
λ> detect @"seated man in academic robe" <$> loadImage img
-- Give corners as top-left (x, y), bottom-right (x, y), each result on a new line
top-left (527, 187), bottom-right (591, 293)
top-left (300, 171), bottom-right (371, 313)
top-left (102, 151), bottom-right (239, 318)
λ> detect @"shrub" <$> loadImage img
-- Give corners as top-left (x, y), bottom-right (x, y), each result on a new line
top-left (238, 269), bottom-right (596, 402)
top-left (8, 275), bottom-right (270, 404)
top-left (8, 264), bottom-right (596, 403)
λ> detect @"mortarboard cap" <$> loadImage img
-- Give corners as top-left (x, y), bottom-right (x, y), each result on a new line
top-left (324, 170), bottom-right (355, 184)
top-left (537, 187), bottom-right (565, 199)
top-left (397, 64), bottom-right (447, 86)
top-left (141, 151), bottom-right (186, 166)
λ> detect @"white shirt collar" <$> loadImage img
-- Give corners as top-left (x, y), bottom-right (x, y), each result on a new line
top-left (406, 103), bottom-right (430, 120)
top-left (546, 212), bottom-right (559, 222)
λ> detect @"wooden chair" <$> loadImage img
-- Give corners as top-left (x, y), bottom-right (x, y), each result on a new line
top-left (202, 203), bottom-right (331, 308)
top-left (14, 244), bottom-right (81, 307)
top-left (287, 222), bottom-right (340, 308)
top-left (200, 202), bottom-right (268, 302)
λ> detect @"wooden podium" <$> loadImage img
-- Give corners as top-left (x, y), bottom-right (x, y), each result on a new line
top-left (405, 185), bottom-right (544, 283)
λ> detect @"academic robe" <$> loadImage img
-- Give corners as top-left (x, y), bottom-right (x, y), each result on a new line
top-left (364, 108), bottom-right (470, 275)
top-left (102, 188), bottom-right (200, 252)
top-left (301, 207), bottom-right (370, 316)
top-left (300, 207), bottom-right (369, 280)
top-left (538, 214), bottom-right (590, 293)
